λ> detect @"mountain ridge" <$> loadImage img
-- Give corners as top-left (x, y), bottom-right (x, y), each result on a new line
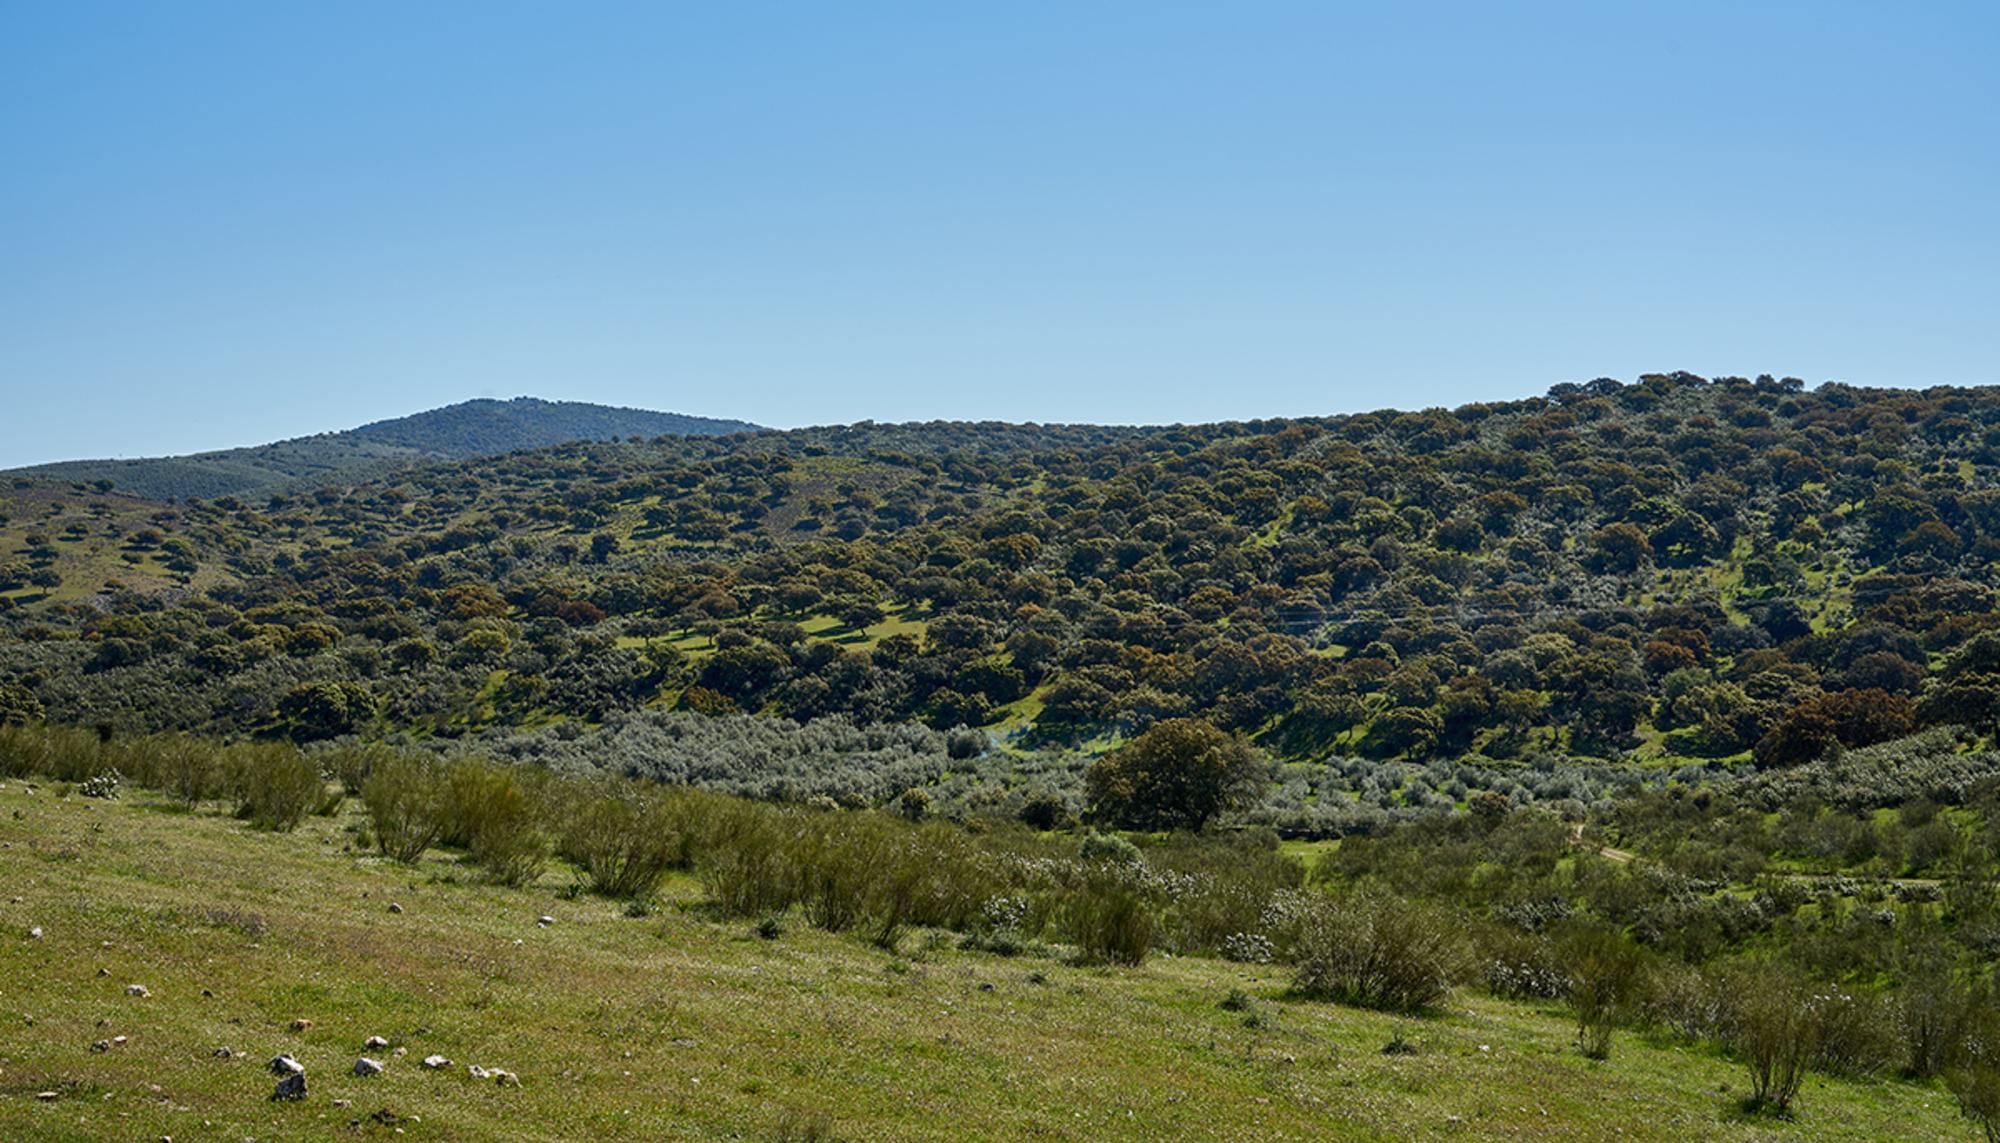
top-left (4, 396), bottom-right (762, 501)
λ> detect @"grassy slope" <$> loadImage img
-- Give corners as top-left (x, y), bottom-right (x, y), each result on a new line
top-left (0, 785), bottom-right (1968, 1142)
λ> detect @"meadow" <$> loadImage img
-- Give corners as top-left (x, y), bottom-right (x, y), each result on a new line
top-left (0, 777), bottom-right (1974, 1142)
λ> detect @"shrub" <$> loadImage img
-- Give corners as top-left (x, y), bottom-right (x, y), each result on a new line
top-left (1057, 864), bottom-right (1156, 966)
top-left (362, 752), bottom-right (451, 863)
top-left (1292, 893), bottom-right (1465, 1014)
top-left (155, 735), bottom-right (226, 806)
top-left (1733, 965), bottom-right (1818, 1114)
top-left (1556, 922), bottom-right (1647, 1059)
top-left (559, 780), bottom-right (690, 899)
top-left (699, 802), bottom-right (792, 918)
top-left (444, 760), bottom-right (548, 886)
top-left (319, 741), bottom-right (401, 795)
top-left (1948, 1063), bottom-right (2000, 1143)
top-left (228, 743), bottom-right (324, 831)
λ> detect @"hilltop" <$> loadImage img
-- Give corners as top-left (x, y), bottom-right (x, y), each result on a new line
top-left (4, 397), bottom-right (762, 501)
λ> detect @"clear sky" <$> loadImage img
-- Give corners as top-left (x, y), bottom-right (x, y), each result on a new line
top-left (3, 2), bottom-right (1996, 466)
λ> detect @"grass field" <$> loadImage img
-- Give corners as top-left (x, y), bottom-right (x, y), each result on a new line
top-left (0, 782), bottom-right (1972, 1141)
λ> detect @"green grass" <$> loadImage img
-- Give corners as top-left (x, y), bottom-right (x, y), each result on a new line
top-left (0, 782), bottom-right (1972, 1141)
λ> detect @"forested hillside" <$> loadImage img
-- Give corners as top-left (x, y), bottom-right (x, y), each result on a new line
top-left (5, 373), bottom-right (2000, 822)
top-left (4, 396), bottom-right (761, 501)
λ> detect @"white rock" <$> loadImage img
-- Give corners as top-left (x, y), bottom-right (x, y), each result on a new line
top-left (364, 1035), bottom-right (390, 1050)
top-left (126, 984), bottom-right (151, 998)
top-left (422, 1054), bottom-right (451, 1070)
top-left (352, 1057), bottom-right (383, 1077)
top-left (28, 926), bottom-right (43, 939)
top-left (268, 1054), bottom-right (305, 1077)
top-left (537, 915), bottom-right (555, 928)
top-left (490, 1068), bottom-right (519, 1087)
top-left (467, 1064), bottom-right (489, 1079)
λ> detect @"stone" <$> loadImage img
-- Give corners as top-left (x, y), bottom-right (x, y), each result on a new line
top-left (364, 1035), bottom-right (390, 1050)
top-left (490, 1068), bottom-right (519, 1087)
top-left (35, 1091), bottom-right (57, 1101)
top-left (467, 1064), bottom-right (489, 1079)
top-left (537, 915), bottom-right (555, 928)
top-left (91, 1039), bottom-right (110, 1053)
top-left (421, 1054), bottom-right (450, 1070)
top-left (271, 1072), bottom-right (307, 1101)
top-left (126, 984), bottom-right (151, 998)
top-left (27, 926), bottom-right (42, 940)
top-left (269, 1054), bottom-right (305, 1077)
top-left (213, 1046), bottom-right (235, 1059)
top-left (387, 902), bottom-right (403, 914)
top-left (289, 1018), bottom-right (313, 1032)
top-left (353, 1057), bottom-right (384, 1077)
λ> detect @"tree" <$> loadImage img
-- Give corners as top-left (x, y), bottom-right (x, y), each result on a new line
top-left (279, 680), bottom-right (379, 741)
top-left (0, 680), bottom-right (42, 726)
top-left (1085, 718), bottom-right (1267, 831)
top-left (1587, 523), bottom-right (1652, 574)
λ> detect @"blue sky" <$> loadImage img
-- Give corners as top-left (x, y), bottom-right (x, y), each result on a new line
top-left (2, 2), bottom-right (1996, 466)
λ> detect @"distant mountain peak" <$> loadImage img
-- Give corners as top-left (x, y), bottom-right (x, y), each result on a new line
top-left (5, 397), bottom-right (763, 501)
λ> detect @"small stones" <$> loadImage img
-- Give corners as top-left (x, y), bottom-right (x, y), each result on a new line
top-left (537, 915), bottom-right (556, 928)
top-left (126, 983), bottom-right (152, 998)
top-left (113, 1034), bottom-right (128, 1047)
top-left (213, 1046), bottom-right (236, 1059)
top-left (387, 902), bottom-right (403, 914)
top-left (271, 1071), bottom-right (308, 1101)
top-left (27, 926), bottom-right (42, 940)
top-left (91, 1039), bottom-right (111, 1053)
top-left (35, 1091), bottom-right (58, 1102)
top-left (469, 1064), bottom-right (519, 1086)
top-left (269, 1053), bottom-right (305, 1077)
top-left (421, 1054), bottom-right (451, 1070)
top-left (363, 1035), bottom-right (390, 1050)
top-left (97, 968), bottom-right (110, 977)
top-left (353, 1057), bottom-right (384, 1077)
top-left (289, 1018), bottom-right (313, 1032)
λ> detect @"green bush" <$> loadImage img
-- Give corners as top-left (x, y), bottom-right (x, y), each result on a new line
top-left (1732, 965), bottom-right (1817, 1114)
top-left (443, 759), bottom-right (548, 886)
top-left (559, 779), bottom-right (690, 899)
top-left (1292, 893), bottom-right (1465, 1014)
top-left (1057, 864), bottom-right (1156, 966)
top-left (699, 801), bottom-right (793, 918)
top-left (153, 734), bottom-right (227, 807)
top-left (362, 752), bottom-right (451, 863)
top-left (227, 743), bottom-right (324, 831)
top-left (1557, 922), bottom-right (1647, 1059)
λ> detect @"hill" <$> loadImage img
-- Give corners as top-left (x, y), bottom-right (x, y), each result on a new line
top-left (5, 397), bottom-right (762, 501)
